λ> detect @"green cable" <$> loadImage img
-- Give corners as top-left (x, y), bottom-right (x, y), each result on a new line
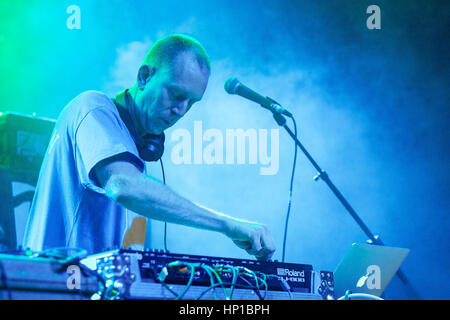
top-left (200, 264), bottom-right (218, 300)
top-left (163, 261), bottom-right (196, 300)
top-left (228, 266), bottom-right (238, 299)
top-left (204, 264), bottom-right (228, 298)
top-left (160, 261), bottom-right (270, 300)
top-left (215, 264), bottom-right (237, 300)
top-left (174, 264), bottom-right (195, 300)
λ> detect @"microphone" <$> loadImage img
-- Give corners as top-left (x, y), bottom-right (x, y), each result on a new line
top-left (224, 77), bottom-right (292, 117)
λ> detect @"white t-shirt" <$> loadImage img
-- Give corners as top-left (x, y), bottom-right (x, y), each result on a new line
top-left (23, 90), bottom-right (146, 254)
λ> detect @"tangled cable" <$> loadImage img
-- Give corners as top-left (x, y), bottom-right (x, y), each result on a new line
top-left (158, 261), bottom-right (270, 300)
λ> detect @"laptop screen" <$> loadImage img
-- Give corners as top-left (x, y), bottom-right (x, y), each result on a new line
top-left (333, 243), bottom-right (410, 299)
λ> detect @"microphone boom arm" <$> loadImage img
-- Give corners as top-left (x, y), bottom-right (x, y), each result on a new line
top-left (270, 111), bottom-right (409, 285)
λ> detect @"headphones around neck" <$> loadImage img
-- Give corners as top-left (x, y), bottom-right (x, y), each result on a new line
top-left (113, 90), bottom-right (165, 162)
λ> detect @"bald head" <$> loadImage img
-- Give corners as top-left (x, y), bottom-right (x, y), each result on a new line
top-left (143, 34), bottom-right (210, 75)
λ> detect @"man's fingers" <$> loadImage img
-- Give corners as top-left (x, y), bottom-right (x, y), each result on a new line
top-left (255, 248), bottom-right (274, 260)
top-left (230, 221), bottom-right (276, 260)
top-left (251, 229), bottom-right (276, 260)
top-left (259, 229), bottom-right (276, 260)
top-left (233, 239), bottom-right (261, 256)
top-left (233, 240), bottom-right (251, 250)
top-left (248, 233), bottom-right (275, 260)
top-left (250, 234), bottom-right (262, 253)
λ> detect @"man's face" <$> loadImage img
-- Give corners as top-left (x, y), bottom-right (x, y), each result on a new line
top-left (134, 51), bottom-right (210, 135)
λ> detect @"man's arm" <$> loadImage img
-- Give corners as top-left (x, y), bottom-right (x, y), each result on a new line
top-left (94, 156), bottom-right (276, 260)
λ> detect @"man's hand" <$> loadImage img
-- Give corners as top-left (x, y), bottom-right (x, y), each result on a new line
top-left (226, 219), bottom-right (276, 260)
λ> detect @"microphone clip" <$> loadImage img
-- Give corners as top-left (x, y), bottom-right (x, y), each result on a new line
top-left (265, 96), bottom-right (292, 117)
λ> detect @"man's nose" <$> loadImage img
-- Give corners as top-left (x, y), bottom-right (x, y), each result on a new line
top-left (171, 100), bottom-right (189, 117)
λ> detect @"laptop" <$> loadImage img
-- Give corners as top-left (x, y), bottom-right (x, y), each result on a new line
top-left (333, 243), bottom-right (410, 299)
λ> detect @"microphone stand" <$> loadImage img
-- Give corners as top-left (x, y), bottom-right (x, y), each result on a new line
top-left (270, 110), bottom-right (409, 285)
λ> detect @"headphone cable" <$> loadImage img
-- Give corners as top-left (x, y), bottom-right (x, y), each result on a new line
top-left (160, 158), bottom-right (168, 252)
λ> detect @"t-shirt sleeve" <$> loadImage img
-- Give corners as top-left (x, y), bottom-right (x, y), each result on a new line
top-left (74, 107), bottom-right (144, 194)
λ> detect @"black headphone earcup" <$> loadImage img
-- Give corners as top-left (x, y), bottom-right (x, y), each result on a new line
top-left (139, 132), bottom-right (165, 162)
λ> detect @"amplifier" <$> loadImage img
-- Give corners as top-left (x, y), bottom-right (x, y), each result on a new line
top-left (0, 112), bottom-right (55, 248)
top-left (82, 249), bottom-right (335, 300)
top-left (0, 112), bottom-right (55, 177)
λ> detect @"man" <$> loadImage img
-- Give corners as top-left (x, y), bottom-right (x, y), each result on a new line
top-left (23, 34), bottom-right (276, 260)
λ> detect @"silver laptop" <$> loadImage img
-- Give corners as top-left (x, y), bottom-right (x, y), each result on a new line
top-left (333, 243), bottom-right (410, 299)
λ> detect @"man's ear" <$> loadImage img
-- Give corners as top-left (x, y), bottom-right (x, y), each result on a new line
top-left (137, 65), bottom-right (155, 90)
